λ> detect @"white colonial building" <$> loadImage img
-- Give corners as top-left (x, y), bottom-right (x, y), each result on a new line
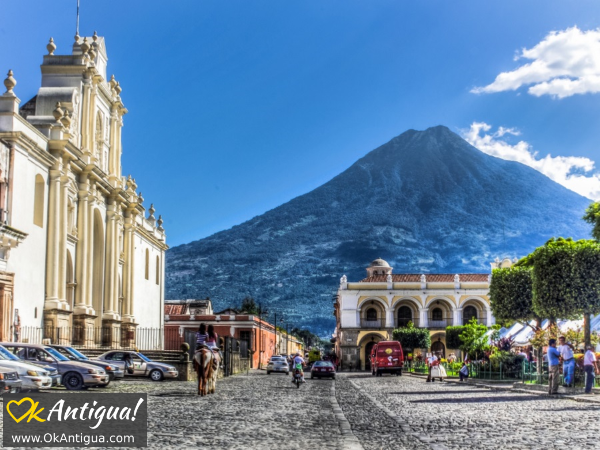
top-left (0, 33), bottom-right (167, 346)
top-left (334, 258), bottom-right (502, 371)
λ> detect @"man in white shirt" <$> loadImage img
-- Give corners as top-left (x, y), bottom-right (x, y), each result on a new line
top-left (583, 345), bottom-right (598, 394)
top-left (558, 336), bottom-right (575, 387)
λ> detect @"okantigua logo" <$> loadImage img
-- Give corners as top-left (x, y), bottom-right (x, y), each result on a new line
top-left (3, 393), bottom-right (147, 447)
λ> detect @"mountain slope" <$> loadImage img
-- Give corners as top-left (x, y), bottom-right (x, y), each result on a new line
top-left (166, 126), bottom-right (591, 334)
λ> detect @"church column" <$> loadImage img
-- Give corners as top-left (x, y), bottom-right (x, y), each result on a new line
top-left (57, 168), bottom-right (69, 303)
top-left (102, 197), bottom-right (120, 346)
top-left (453, 308), bottom-right (463, 327)
top-left (116, 116), bottom-right (123, 176)
top-left (85, 183), bottom-right (95, 310)
top-left (45, 167), bottom-right (61, 307)
top-left (121, 212), bottom-right (136, 347)
top-left (80, 76), bottom-right (92, 151)
top-left (108, 107), bottom-right (118, 176)
top-left (74, 175), bottom-right (89, 312)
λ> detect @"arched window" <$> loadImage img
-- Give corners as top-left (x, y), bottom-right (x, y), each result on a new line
top-left (431, 308), bottom-right (443, 321)
top-left (463, 305), bottom-right (478, 323)
top-left (397, 306), bottom-right (412, 327)
top-left (155, 255), bottom-right (160, 285)
top-left (366, 308), bottom-right (378, 321)
top-left (33, 174), bottom-right (44, 227)
top-left (144, 249), bottom-right (149, 280)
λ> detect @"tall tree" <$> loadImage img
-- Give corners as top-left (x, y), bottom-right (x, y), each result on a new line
top-left (240, 297), bottom-right (258, 314)
top-left (526, 238), bottom-right (600, 347)
top-left (459, 317), bottom-right (489, 360)
top-left (489, 266), bottom-right (539, 326)
top-left (583, 202), bottom-right (600, 241)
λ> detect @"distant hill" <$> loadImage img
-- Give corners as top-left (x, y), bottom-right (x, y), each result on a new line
top-left (166, 126), bottom-right (592, 335)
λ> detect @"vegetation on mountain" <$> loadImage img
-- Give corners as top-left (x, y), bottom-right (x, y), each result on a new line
top-left (166, 126), bottom-right (591, 334)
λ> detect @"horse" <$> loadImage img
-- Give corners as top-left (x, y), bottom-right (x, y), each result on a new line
top-left (193, 347), bottom-right (220, 396)
top-left (194, 347), bottom-right (214, 396)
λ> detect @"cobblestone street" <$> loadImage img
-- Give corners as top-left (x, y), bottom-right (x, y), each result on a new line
top-left (2, 371), bottom-right (600, 449)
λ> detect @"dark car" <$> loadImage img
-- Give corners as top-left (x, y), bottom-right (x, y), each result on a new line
top-left (310, 361), bottom-right (336, 379)
top-left (50, 345), bottom-right (124, 382)
top-left (0, 368), bottom-right (22, 394)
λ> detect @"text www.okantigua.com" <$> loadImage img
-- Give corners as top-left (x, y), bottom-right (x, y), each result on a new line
top-left (10, 433), bottom-right (135, 445)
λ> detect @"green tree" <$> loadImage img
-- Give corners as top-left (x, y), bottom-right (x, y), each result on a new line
top-left (489, 267), bottom-right (538, 325)
top-left (239, 297), bottom-right (258, 314)
top-left (459, 317), bottom-right (489, 360)
top-left (445, 326), bottom-right (464, 349)
top-left (393, 322), bottom-right (431, 352)
top-left (583, 202), bottom-right (600, 241)
top-left (525, 238), bottom-right (600, 347)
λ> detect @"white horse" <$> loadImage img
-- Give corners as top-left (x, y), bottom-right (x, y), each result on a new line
top-left (193, 348), bottom-right (219, 396)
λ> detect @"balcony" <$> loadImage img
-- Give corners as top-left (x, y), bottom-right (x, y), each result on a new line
top-left (361, 319), bottom-right (385, 328)
top-left (396, 318), bottom-right (420, 328)
top-left (428, 317), bottom-right (453, 328)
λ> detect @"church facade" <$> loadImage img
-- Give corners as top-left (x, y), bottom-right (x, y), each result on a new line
top-left (333, 258), bottom-right (501, 371)
top-left (0, 34), bottom-right (167, 346)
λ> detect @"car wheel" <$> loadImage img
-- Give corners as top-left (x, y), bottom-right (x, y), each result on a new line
top-left (286, 372), bottom-right (289, 376)
top-left (149, 369), bottom-right (164, 382)
top-left (64, 372), bottom-right (84, 390)
top-left (267, 371), bottom-right (271, 375)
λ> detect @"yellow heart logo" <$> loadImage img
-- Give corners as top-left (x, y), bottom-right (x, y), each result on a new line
top-left (6, 398), bottom-right (36, 423)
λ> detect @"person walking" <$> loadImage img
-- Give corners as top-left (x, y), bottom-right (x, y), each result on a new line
top-left (459, 362), bottom-right (469, 382)
top-left (583, 345), bottom-right (599, 394)
top-left (547, 338), bottom-right (561, 395)
top-left (558, 336), bottom-right (575, 387)
top-left (426, 353), bottom-right (438, 382)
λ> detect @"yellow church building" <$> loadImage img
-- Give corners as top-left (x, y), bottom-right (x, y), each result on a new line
top-left (333, 258), bottom-right (502, 371)
top-left (0, 33), bottom-right (167, 347)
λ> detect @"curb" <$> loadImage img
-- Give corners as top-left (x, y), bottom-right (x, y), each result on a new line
top-left (330, 384), bottom-right (364, 450)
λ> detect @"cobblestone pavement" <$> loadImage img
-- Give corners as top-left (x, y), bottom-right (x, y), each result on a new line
top-left (2, 371), bottom-right (599, 449)
top-left (339, 373), bottom-right (600, 450)
top-left (0, 370), bottom-right (356, 450)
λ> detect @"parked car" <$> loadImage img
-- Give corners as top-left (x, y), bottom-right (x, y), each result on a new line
top-left (0, 345), bottom-right (60, 387)
top-left (96, 351), bottom-right (178, 381)
top-left (267, 356), bottom-right (289, 375)
top-left (310, 360), bottom-right (336, 379)
top-left (0, 368), bottom-right (22, 394)
top-left (370, 341), bottom-right (404, 376)
top-left (0, 343), bottom-right (109, 390)
top-left (0, 346), bottom-right (52, 391)
top-left (49, 345), bottom-right (124, 382)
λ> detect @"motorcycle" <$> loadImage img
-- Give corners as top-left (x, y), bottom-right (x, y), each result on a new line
top-left (293, 364), bottom-right (303, 388)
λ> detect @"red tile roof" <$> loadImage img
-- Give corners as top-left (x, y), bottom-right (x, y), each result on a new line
top-left (165, 304), bottom-right (187, 315)
top-left (358, 274), bottom-right (489, 283)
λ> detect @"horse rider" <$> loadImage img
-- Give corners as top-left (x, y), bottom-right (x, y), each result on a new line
top-left (196, 323), bottom-right (209, 350)
top-left (205, 324), bottom-right (223, 369)
top-left (291, 351), bottom-right (306, 383)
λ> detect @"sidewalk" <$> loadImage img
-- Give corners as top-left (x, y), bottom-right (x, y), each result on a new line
top-left (441, 377), bottom-right (600, 404)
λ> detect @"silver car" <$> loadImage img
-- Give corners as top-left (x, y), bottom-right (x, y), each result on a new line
top-left (49, 345), bottom-right (124, 382)
top-left (1, 343), bottom-right (109, 390)
top-left (0, 345), bottom-right (59, 387)
top-left (267, 356), bottom-right (289, 375)
top-left (97, 351), bottom-right (178, 381)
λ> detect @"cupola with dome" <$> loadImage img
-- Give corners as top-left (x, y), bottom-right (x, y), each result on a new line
top-left (366, 258), bottom-right (393, 277)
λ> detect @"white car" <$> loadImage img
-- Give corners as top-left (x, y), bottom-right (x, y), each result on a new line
top-left (0, 347), bottom-right (52, 391)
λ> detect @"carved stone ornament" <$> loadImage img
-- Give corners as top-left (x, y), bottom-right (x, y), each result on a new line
top-left (47, 37), bottom-right (56, 55)
top-left (4, 70), bottom-right (16, 95)
top-left (386, 274), bottom-right (392, 283)
top-left (340, 275), bottom-right (347, 284)
top-left (420, 274), bottom-right (426, 283)
top-left (454, 274), bottom-right (460, 283)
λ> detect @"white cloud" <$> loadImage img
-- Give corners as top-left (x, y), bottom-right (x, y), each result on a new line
top-left (472, 27), bottom-right (600, 98)
top-left (462, 122), bottom-right (600, 200)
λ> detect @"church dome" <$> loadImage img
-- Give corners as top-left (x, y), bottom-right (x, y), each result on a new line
top-left (370, 258), bottom-right (390, 268)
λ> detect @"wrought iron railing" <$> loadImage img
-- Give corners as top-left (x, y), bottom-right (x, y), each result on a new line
top-left (360, 319), bottom-right (385, 328)
top-left (16, 326), bottom-right (182, 351)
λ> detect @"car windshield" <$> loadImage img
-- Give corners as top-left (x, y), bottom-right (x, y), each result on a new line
top-left (136, 353), bottom-right (151, 362)
top-left (270, 357), bottom-right (284, 361)
top-left (0, 346), bottom-right (19, 361)
top-left (43, 347), bottom-right (70, 361)
top-left (63, 347), bottom-right (88, 360)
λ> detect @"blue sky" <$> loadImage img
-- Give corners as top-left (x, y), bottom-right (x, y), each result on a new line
top-left (2, 1), bottom-right (600, 246)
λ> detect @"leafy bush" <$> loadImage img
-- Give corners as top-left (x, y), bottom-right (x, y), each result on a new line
top-left (393, 322), bottom-right (431, 352)
top-left (446, 326), bottom-right (464, 349)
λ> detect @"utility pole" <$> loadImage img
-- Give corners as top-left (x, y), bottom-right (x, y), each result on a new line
top-left (274, 311), bottom-right (277, 356)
